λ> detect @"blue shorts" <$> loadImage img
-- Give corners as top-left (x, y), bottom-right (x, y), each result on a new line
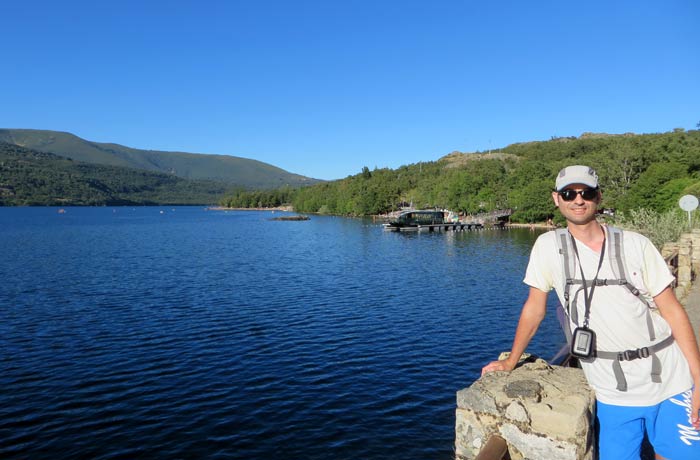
top-left (597, 389), bottom-right (700, 460)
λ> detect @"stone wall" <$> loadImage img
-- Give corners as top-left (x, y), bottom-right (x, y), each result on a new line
top-left (455, 355), bottom-right (595, 460)
top-left (662, 229), bottom-right (700, 302)
top-left (691, 229), bottom-right (700, 280)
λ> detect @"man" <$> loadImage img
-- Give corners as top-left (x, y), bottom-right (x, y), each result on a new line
top-left (482, 165), bottom-right (700, 460)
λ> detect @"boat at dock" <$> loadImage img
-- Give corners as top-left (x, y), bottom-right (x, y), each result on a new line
top-left (383, 210), bottom-right (483, 232)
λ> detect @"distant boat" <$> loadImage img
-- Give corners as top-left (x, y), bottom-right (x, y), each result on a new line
top-left (383, 210), bottom-right (444, 231)
top-left (57, 208), bottom-right (66, 214)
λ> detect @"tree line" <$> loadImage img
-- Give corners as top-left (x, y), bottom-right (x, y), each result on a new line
top-left (220, 129), bottom-right (700, 222)
top-left (0, 142), bottom-right (229, 206)
top-left (4, 129), bottom-right (698, 217)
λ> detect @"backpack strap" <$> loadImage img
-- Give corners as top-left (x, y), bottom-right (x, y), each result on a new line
top-left (605, 226), bottom-right (656, 341)
top-left (595, 335), bottom-right (674, 391)
top-left (554, 228), bottom-right (580, 325)
top-left (554, 226), bottom-right (670, 391)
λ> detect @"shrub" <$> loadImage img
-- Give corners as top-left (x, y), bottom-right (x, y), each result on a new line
top-left (612, 208), bottom-right (697, 250)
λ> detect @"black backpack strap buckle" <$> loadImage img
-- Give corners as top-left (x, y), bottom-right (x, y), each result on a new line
top-left (618, 347), bottom-right (649, 361)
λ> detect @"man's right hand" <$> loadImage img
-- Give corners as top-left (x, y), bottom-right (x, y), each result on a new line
top-left (481, 358), bottom-right (516, 376)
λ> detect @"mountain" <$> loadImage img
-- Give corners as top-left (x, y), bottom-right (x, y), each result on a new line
top-left (0, 142), bottom-right (230, 206)
top-left (0, 129), bottom-right (321, 190)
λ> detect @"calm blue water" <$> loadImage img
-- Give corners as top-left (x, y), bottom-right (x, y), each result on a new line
top-left (0, 207), bottom-right (564, 459)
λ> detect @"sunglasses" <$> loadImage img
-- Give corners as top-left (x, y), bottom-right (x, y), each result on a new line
top-left (558, 188), bottom-right (599, 201)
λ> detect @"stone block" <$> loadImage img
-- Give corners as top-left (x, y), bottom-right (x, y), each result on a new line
top-left (455, 359), bottom-right (595, 460)
top-left (456, 379), bottom-right (500, 417)
top-left (500, 423), bottom-right (578, 460)
top-left (506, 401), bottom-right (530, 423)
top-left (679, 266), bottom-right (692, 283)
top-left (661, 243), bottom-right (679, 259)
top-left (455, 408), bottom-right (493, 457)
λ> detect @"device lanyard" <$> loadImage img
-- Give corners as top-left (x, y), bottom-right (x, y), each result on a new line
top-left (569, 232), bottom-right (606, 328)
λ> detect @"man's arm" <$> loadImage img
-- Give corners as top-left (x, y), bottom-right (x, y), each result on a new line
top-left (481, 287), bottom-right (548, 375)
top-left (655, 286), bottom-right (700, 429)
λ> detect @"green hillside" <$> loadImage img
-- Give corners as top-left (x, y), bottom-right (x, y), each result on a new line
top-left (0, 128), bottom-right (320, 189)
top-left (0, 142), bottom-right (230, 206)
top-left (222, 129), bottom-right (700, 222)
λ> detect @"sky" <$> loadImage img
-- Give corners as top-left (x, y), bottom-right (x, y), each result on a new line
top-left (2, 1), bottom-right (699, 180)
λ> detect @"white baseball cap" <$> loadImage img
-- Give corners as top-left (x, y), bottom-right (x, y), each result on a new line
top-left (555, 165), bottom-right (599, 191)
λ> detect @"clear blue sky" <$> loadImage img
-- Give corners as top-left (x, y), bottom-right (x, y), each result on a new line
top-left (3, 1), bottom-right (699, 180)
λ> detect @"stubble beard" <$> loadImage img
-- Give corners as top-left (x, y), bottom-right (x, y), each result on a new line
top-left (564, 205), bottom-right (597, 226)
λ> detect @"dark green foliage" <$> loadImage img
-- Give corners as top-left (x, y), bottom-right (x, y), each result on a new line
top-left (221, 130), bottom-right (700, 221)
top-left (220, 187), bottom-right (295, 208)
top-left (0, 128), bottom-right (321, 189)
top-left (682, 180), bottom-right (700, 197)
top-left (0, 142), bottom-right (229, 206)
top-left (620, 162), bottom-right (690, 211)
top-left (7, 128), bottom-right (698, 215)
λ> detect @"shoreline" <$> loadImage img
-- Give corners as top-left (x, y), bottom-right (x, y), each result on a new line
top-left (207, 206), bottom-right (559, 229)
top-left (506, 222), bottom-right (557, 229)
top-left (207, 206), bottom-right (294, 212)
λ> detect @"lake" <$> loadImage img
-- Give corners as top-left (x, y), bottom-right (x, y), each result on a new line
top-left (0, 207), bottom-right (564, 459)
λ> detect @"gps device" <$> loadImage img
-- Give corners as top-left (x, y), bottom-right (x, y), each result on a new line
top-left (571, 326), bottom-right (595, 358)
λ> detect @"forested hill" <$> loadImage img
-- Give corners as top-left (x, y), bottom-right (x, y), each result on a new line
top-left (0, 128), bottom-right (320, 190)
top-left (222, 129), bottom-right (700, 222)
top-left (0, 142), bottom-right (230, 206)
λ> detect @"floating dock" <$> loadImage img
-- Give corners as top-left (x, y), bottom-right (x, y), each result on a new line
top-left (383, 222), bottom-right (483, 232)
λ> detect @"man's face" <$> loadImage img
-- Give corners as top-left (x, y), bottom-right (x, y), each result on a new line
top-left (551, 184), bottom-right (601, 226)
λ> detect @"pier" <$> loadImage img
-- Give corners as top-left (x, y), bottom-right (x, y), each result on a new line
top-left (376, 208), bottom-right (516, 234)
top-left (383, 222), bottom-right (484, 232)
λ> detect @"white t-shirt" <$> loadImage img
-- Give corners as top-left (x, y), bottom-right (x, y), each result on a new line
top-left (524, 226), bottom-right (692, 406)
